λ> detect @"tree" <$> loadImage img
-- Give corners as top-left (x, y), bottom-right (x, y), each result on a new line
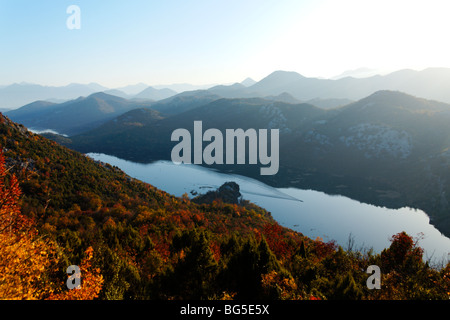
top-left (47, 246), bottom-right (104, 300)
top-left (219, 236), bottom-right (285, 299)
top-left (298, 240), bottom-right (307, 259)
top-left (261, 270), bottom-right (299, 300)
top-left (331, 272), bottom-right (363, 300)
top-left (0, 149), bottom-right (21, 235)
top-left (161, 229), bottom-right (219, 299)
top-left (381, 231), bottom-right (423, 274)
top-left (0, 150), bottom-right (59, 299)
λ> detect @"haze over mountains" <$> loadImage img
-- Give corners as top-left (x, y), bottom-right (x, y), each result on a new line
top-left (6, 92), bottom-right (156, 136)
top-left (0, 82), bottom-right (208, 110)
top-left (221, 67), bottom-right (450, 103)
top-left (7, 67), bottom-right (450, 136)
top-left (4, 67), bottom-right (450, 110)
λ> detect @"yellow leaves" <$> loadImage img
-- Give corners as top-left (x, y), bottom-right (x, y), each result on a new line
top-left (261, 270), bottom-right (300, 300)
top-left (0, 150), bottom-right (106, 300)
top-left (84, 246), bottom-right (94, 261)
top-left (219, 291), bottom-right (236, 300)
top-left (0, 149), bottom-right (60, 300)
top-left (47, 246), bottom-right (104, 300)
top-left (0, 231), bottom-right (58, 300)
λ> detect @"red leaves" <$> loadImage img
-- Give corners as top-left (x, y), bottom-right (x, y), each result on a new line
top-left (381, 231), bottom-right (424, 272)
top-left (263, 223), bottom-right (289, 258)
top-left (262, 223), bottom-right (306, 260)
top-left (312, 237), bottom-right (337, 260)
top-left (0, 149), bottom-right (24, 234)
top-left (210, 241), bottom-right (221, 262)
top-left (0, 148), bottom-right (59, 299)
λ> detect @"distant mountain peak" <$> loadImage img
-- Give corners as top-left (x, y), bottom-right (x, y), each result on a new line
top-left (241, 77), bottom-right (257, 87)
top-left (346, 89), bottom-right (450, 115)
top-left (84, 92), bottom-right (127, 103)
top-left (332, 67), bottom-right (385, 79)
top-left (267, 70), bottom-right (305, 78)
top-left (256, 70), bottom-right (306, 86)
top-left (367, 90), bottom-right (415, 99)
top-left (88, 91), bottom-right (118, 98)
top-left (134, 86), bottom-right (177, 101)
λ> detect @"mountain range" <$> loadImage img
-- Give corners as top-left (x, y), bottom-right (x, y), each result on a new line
top-left (49, 90), bottom-right (450, 239)
top-left (6, 92), bottom-right (156, 136)
top-left (5, 68), bottom-right (450, 239)
top-left (0, 82), bottom-right (179, 110)
top-left (199, 68), bottom-right (450, 104)
top-left (11, 66), bottom-right (450, 138)
top-left (5, 67), bottom-right (450, 110)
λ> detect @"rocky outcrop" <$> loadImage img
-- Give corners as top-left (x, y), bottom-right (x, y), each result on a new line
top-left (192, 182), bottom-right (242, 205)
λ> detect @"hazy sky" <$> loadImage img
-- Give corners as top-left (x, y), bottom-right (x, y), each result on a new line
top-left (1, 0), bottom-right (450, 88)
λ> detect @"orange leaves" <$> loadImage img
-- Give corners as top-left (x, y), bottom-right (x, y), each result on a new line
top-left (261, 270), bottom-right (300, 300)
top-left (0, 231), bottom-right (58, 299)
top-left (0, 148), bottom-right (59, 300)
top-left (210, 241), bottom-right (221, 263)
top-left (47, 247), bottom-right (104, 300)
top-left (0, 149), bottom-right (104, 300)
top-left (0, 150), bottom-right (22, 233)
top-left (154, 239), bottom-right (171, 263)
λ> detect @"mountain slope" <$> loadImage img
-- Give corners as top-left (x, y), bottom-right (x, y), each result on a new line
top-left (146, 90), bottom-right (222, 115)
top-left (241, 77), bottom-right (257, 87)
top-left (199, 68), bottom-right (450, 104)
top-left (134, 86), bottom-right (177, 101)
top-left (0, 82), bottom-right (109, 109)
top-left (6, 92), bottom-right (155, 136)
top-left (279, 91), bottom-right (450, 235)
top-left (68, 97), bottom-right (325, 163)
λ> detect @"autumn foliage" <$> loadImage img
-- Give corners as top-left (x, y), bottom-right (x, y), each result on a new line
top-left (47, 246), bottom-right (104, 300)
top-left (0, 151), bottom-right (57, 299)
top-left (0, 149), bottom-right (103, 300)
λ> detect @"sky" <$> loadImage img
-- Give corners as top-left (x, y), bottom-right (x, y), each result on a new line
top-left (1, 0), bottom-right (450, 88)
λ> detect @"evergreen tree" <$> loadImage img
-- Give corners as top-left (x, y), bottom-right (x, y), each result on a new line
top-left (331, 272), bottom-right (363, 300)
top-left (161, 229), bottom-right (219, 299)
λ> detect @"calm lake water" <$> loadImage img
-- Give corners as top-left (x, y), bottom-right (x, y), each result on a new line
top-left (87, 153), bottom-right (450, 264)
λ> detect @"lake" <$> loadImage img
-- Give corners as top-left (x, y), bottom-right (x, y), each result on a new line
top-left (87, 153), bottom-right (450, 264)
